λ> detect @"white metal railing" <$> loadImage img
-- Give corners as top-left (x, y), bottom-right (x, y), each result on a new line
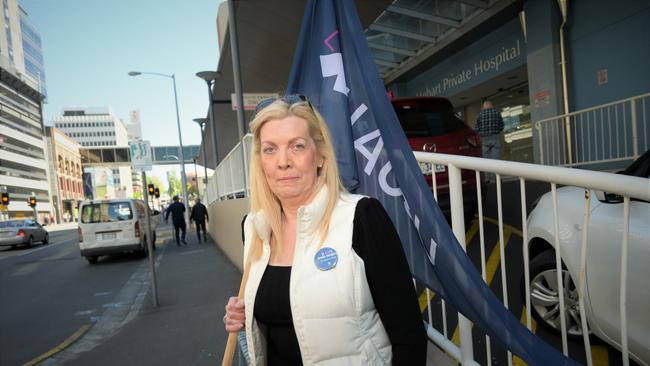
top-left (206, 134), bottom-right (252, 204)
top-left (207, 133), bottom-right (649, 365)
top-left (536, 92), bottom-right (650, 167)
top-left (416, 151), bottom-right (649, 366)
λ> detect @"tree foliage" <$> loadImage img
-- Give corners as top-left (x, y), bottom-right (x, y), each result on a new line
top-left (166, 171), bottom-right (181, 198)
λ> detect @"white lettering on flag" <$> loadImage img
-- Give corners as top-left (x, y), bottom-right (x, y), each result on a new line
top-left (354, 129), bottom-right (383, 175)
top-left (378, 162), bottom-right (402, 197)
top-left (320, 53), bottom-right (350, 95)
top-left (429, 238), bottom-right (438, 263)
top-left (350, 104), bottom-right (368, 126)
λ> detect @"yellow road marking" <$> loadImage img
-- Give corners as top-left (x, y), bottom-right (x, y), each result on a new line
top-left (465, 220), bottom-right (480, 247)
top-left (22, 324), bottom-right (91, 366)
top-left (591, 345), bottom-right (609, 366)
top-left (478, 216), bottom-right (523, 237)
top-left (418, 290), bottom-right (431, 313)
top-left (419, 220), bottom-right (480, 312)
top-left (512, 308), bottom-right (538, 366)
top-left (452, 228), bottom-right (513, 345)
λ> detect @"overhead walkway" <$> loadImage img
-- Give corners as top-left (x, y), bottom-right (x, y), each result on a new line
top-left (79, 145), bottom-right (200, 167)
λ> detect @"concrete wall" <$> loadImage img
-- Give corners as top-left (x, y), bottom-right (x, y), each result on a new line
top-left (207, 197), bottom-right (250, 273)
top-left (524, 0), bottom-right (566, 163)
top-left (567, 0), bottom-right (650, 110)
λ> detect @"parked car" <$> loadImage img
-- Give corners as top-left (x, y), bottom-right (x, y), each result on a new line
top-left (0, 219), bottom-right (49, 248)
top-left (525, 150), bottom-right (650, 365)
top-left (78, 198), bottom-right (158, 264)
top-left (392, 96), bottom-right (483, 216)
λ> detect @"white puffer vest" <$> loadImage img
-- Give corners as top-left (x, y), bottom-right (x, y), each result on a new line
top-left (243, 187), bottom-right (392, 365)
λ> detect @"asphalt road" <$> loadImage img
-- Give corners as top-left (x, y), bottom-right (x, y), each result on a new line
top-left (0, 228), bottom-right (150, 366)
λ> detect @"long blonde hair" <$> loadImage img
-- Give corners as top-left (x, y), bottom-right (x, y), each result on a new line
top-left (247, 98), bottom-right (344, 261)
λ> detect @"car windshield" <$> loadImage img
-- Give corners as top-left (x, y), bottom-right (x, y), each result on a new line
top-left (0, 220), bottom-right (24, 228)
top-left (81, 202), bottom-right (133, 223)
top-left (393, 104), bottom-right (467, 137)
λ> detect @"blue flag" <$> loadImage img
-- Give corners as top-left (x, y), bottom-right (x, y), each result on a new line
top-left (287, 1), bottom-right (578, 365)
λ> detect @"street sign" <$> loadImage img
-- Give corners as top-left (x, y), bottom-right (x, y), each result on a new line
top-left (129, 140), bottom-right (152, 171)
top-left (230, 93), bottom-right (279, 111)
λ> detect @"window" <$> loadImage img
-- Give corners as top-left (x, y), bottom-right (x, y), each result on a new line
top-left (81, 202), bottom-right (133, 223)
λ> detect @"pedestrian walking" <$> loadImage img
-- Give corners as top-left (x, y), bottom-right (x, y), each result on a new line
top-left (475, 100), bottom-right (504, 183)
top-left (189, 198), bottom-right (209, 243)
top-left (165, 195), bottom-right (187, 246)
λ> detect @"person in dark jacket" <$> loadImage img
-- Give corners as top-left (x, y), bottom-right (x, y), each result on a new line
top-left (165, 195), bottom-right (187, 246)
top-left (189, 198), bottom-right (209, 243)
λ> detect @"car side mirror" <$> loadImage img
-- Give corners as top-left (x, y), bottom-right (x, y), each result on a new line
top-left (594, 190), bottom-right (623, 204)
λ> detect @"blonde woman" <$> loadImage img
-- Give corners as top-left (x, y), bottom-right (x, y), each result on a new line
top-left (224, 95), bottom-right (425, 365)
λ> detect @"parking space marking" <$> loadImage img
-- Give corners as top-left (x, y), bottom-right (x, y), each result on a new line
top-left (512, 309), bottom-right (538, 366)
top-left (451, 228), bottom-right (514, 346)
top-left (418, 220), bottom-right (480, 312)
top-left (591, 344), bottom-right (609, 366)
top-left (21, 324), bottom-right (91, 366)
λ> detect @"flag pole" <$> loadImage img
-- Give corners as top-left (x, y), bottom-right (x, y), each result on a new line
top-left (221, 262), bottom-right (251, 366)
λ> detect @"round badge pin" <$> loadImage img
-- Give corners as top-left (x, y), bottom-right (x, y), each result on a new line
top-left (314, 247), bottom-right (338, 271)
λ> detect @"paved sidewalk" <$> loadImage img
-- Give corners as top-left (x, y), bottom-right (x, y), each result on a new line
top-left (67, 223), bottom-right (242, 365)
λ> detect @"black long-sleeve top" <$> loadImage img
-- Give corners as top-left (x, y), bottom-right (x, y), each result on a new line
top-left (254, 197), bottom-right (427, 365)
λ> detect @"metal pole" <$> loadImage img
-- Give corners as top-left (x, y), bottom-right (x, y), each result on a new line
top-left (193, 157), bottom-right (198, 198)
top-left (228, 0), bottom-right (246, 140)
top-left (228, 0), bottom-right (249, 197)
top-left (448, 164), bottom-right (474, 364)
top-left (206, 81), bottom-right (220, 164)
top-left (201, 125), bottom-right (209, 201)
top-left (171, 74), bottom-right (190, 224)
top-left (141, 171), bottom-right (159, 307)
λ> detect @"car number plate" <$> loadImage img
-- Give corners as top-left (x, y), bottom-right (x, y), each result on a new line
top-left (102, 232), bottom-right (117, 240)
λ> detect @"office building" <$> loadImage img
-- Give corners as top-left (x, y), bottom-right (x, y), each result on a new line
top-left (52, 106), bottom-right (130, 147)
top-left (52, 107), bottom-right (135, 199)
top-left (0, 0), bottom-right (51, 221)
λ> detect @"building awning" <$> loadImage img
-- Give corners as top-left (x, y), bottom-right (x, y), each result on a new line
top-left (200, 0), bottom-right (520, 169)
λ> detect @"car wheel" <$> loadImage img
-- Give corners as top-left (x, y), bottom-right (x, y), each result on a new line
top-left (528, 249), bottom-right (588, 338)
top-left (87, 256), bottom-right (98, 264)
top-left (42, 233), bottom-right (49, 244)
top-left (26, 236), bottom-right (34, 248)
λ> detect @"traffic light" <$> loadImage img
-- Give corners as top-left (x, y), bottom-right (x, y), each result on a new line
top-left (148, 184), bottom-right (155, 196)
top-left (28, 196), bottom-right (37, 208)
top-left (1, 192), bottom-right (9, 205)
top-left (154, 187), bottom-right (160, 198)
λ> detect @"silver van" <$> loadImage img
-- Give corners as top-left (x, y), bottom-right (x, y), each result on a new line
top-left (78, 199), bottom-right (157, 264)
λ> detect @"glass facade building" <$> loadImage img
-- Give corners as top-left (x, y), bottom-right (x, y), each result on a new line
top-left (0, 0), bottom-right (50, 221)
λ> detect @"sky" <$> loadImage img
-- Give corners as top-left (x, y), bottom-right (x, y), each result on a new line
top-left (21, 0), bottom-right (224, 181)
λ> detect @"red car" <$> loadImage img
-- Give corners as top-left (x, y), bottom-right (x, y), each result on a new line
top-left (392, 96), bottom-right (483, 217)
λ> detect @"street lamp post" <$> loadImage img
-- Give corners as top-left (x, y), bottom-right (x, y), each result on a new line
top-left (192, 118), bottom-right (210, 202)
top-left (195, 71), bottom-right (220, 165)
top-left (128, 71), bottom-right (190, 224)
top-left (193, 157), bottom-right (199, 198)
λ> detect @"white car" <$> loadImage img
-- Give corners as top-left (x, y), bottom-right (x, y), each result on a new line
top-left (78, 199), bottom-right (158, 264)
top-left (525, 151), bottom-right (650, 365)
